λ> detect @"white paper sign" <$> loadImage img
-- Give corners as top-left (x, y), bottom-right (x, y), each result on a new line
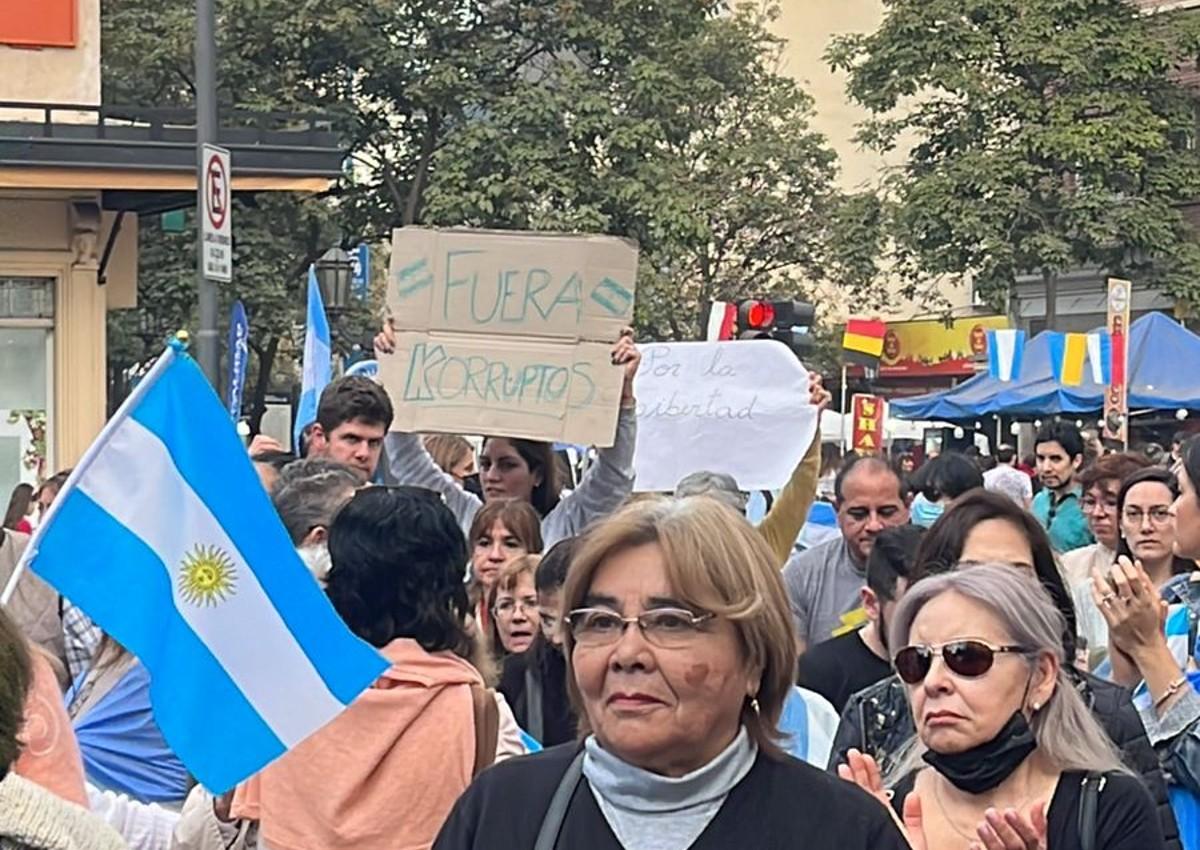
top-left (632, 340), bottom-right (817, 492)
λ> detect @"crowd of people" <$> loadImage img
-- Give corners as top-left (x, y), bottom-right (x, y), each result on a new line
top-left (0, 327), bottom-right (1197, 850)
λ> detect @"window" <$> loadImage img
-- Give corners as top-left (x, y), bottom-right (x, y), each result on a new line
top-left (0, 277), bottom-right (54, 503)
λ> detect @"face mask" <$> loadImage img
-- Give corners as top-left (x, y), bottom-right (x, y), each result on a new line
top-left (297, 544), bottom-right (332, 585)
top-left (922, 710), bottom-right (1037, 794)
top-left (911, 495), bottom-right (944, 528)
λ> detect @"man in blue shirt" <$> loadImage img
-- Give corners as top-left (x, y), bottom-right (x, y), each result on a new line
top-left (1030, 420), bottom-right (1093, 553)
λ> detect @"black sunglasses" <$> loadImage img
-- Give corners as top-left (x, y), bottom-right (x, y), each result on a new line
top-left (893, 640), bottom-right (1030, 685)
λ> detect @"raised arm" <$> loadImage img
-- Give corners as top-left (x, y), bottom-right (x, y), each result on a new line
top-left (542, 334), bottom-right (641, 547)
top-left (758, 372), bottom-right (830, 567)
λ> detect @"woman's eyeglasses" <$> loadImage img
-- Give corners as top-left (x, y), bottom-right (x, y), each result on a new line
top-left (566, 607), bottom-right (715, 649)
top-left (494, 597), bottom-right (538, 617)
top-left (893, 639), bottom-right (1031, 684)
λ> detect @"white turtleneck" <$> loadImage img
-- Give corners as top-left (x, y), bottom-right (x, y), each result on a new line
top-left (582, 726), bottom-right (758, 850)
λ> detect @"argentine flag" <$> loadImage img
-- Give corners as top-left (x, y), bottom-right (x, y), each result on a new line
top-left (294, 265), bottom-right (332, 451)
top-left (19, 343), bottom-right (387, 792)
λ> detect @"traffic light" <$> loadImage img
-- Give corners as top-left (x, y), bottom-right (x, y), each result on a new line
top-left (736, 299), bottom-right (815, 357)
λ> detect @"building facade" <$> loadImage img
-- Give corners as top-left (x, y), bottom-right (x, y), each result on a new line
top-left (0, 0), bottom-right (341, 501)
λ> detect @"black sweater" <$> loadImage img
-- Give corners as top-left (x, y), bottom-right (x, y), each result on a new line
top-left (434, 742), bottom-right (910, 850)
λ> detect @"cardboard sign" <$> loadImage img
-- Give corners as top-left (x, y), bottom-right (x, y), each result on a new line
top-left (378, 227), bottom-right (638, 447)
top-left (631, 341), bottom-right (817, 492)
top-left (851, 394), bottom-right (886, 453)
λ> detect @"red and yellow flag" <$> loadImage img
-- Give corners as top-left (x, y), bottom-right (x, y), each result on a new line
top-left (843, 318), bottom-right (887, 358)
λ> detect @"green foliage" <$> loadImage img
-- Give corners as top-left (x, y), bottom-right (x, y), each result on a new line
top-left (827, 0), bottom-right (1200, 325)
top-left (103, 0), bottom-right (884, 421)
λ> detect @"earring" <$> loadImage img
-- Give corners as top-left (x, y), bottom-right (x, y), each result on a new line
top-left (750, 697), bottom-right (761, 715)
top-left (1031, 701), bottom-right (1041, 712)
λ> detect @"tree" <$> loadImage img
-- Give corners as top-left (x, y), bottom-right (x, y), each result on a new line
top-left (826, 0), bottom-right (1200, 329)
top-left (103, 0), bottom-right (881, 413)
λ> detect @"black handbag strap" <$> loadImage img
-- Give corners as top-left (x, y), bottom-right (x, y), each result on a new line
top-left (533, 751), bottom-right (585, 850)
top-left (1077, 771), bottom-right (1106, 850)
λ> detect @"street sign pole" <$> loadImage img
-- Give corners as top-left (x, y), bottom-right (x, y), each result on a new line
top-left (195, 0), bottom-right (220, 387)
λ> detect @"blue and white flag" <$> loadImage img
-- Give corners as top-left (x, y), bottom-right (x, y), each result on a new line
top-left (986, 329), bottom-right (1025, 382)
top-left (294, 266), bottom-right (331, 451)
top-left (1086, 331), bottom-right (1112, 385)
top-left (20, 343), bottom-right (387, 792)
top-left (226, 299), bottom-right (250, 421)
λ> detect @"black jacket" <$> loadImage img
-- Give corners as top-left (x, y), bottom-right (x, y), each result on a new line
top-left (434, 742), bottom-right (909, 850)
top-left (497, 638), bottom-right (577, 747)
top-left (828, 671), bottom-right (1181, 850)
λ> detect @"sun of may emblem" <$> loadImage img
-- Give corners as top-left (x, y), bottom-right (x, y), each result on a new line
top-left (178, 544), bottom-right (238, 606)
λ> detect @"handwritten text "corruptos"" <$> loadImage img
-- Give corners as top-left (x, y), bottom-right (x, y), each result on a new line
top-left (400, 343), bottom-right (598, 410)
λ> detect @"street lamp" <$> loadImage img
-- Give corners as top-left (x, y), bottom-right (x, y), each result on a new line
top-left (314, 247), bottom-right (353, 313)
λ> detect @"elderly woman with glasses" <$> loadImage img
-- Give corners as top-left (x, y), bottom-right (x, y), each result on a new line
top-left (841, 565), bottom-right (1164, 850)
top-left (434, 497), bottom-right (907, 850)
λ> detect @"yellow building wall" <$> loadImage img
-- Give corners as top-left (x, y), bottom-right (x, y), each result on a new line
top-left (0, 194), bottom-right (108, 469)
top-left (0, 0), bottom-right (101, 108)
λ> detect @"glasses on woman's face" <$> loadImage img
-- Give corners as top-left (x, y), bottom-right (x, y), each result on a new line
top-left (1081, 495), bottom-right (1118, 515)
top-left (566, 607), bottom-right (715, 649)
top-left (494, 596), bottom-right (538, 618)
top-left (1122, 507), bottom-right (1172, 527)
top-left (893, 639), bottom-right (1030, 685)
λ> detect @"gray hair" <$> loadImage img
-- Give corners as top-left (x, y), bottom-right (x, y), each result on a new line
top-left (271, 458), bottom-right (359, 545)
top-left (886, 564), bottom-right (1129, 784)
top-left (674, 470), bottom-right (748, 513)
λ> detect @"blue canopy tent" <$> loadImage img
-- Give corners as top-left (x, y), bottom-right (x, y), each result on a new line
top-left (891, 313), bottom-right (1200, 420)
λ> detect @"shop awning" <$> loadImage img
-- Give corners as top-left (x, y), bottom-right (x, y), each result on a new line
top-left (890, 312), bottom-right (1200, 420)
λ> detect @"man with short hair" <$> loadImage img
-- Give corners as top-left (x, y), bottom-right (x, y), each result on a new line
top-left (796, 524), bottom-right (924, 713)
top-left (307, 376), bottom-right (394, 481)
top-left (1031, 421), bottom-right (1092, 553)
top-left (271, 458), bottom-right (360, 584)
top-left (782, 456), bottom-right (910, 651)
top-left (982, 444), bottom-right (1032, 508)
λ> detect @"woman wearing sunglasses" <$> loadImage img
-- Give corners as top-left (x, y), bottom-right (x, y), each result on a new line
top-left (829, 490), bottom-right (1180, 849)
top-left (840, 565), bottom-right (1164, 850)
top-left (435, 497), bottom-right (907, 850)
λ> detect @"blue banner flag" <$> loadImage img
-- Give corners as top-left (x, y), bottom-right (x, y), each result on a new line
top-left (350, 243), bottom-right (370, 301)
top-left (20, 343), bottom-right (387, 792)
top-left (294, 266), bottom-right (332, 451)
top-left (227, 299), bottom-right (250, 421)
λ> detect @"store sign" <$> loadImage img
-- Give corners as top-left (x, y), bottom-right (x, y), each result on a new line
top-left (880, 316), bottom-right (1008, 376)
top-left (0, 0), bottom-right (76, 47)
top-left (851, 394), bottom-right (886, 453)
top-left (1102, 278), bottom-right (1132, 445)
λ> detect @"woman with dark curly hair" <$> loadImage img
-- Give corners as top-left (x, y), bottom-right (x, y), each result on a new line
top-left (209, 486), bottom-right (526, 850)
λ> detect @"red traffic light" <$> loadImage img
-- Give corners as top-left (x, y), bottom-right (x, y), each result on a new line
top-left (740, 300), bottom-right (775, 329)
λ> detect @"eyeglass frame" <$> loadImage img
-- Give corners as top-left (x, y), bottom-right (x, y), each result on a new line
top-left (493, 596), bottom-right (539, 618)
top-left (565, 607), bottom-right (717, 648)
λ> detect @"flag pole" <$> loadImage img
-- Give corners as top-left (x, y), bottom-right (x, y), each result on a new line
top-left (840, 362), bottom-right (849, 452)
top-left (1, 340), bottom-right (183, 607)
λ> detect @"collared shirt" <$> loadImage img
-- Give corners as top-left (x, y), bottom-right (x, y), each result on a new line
top-left (61, 600), bottom-right (103, 685)
top-left (1031, 486), bottom-right (1094, 553)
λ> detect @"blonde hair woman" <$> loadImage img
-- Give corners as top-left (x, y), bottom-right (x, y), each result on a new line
top-left (435, 497), bottom-right (907, 850)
